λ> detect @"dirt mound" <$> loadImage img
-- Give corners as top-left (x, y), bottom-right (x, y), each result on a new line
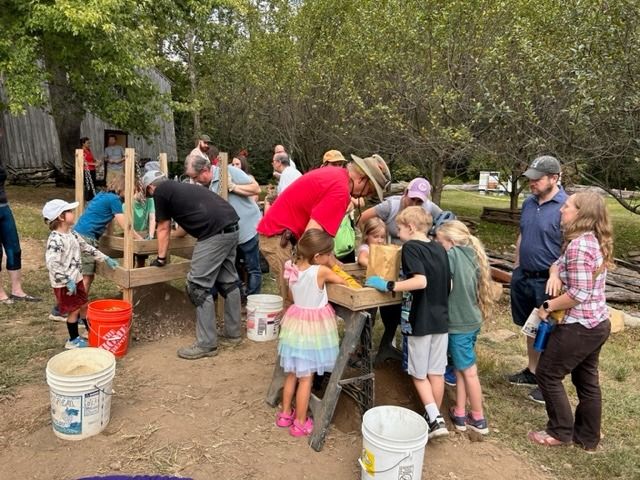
top-left (130, 283), bottom-right (196, 342)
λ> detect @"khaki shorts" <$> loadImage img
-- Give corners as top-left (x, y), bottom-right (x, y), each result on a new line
top-left (80, 235), bottom-right (100, 275)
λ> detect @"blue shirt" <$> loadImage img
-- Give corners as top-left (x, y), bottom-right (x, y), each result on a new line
top-left (209, 166), bottom-right (262, 244)
top-left (74, 192), bottom-right (123, 240)
top-left (519, 187), bottom-right (568, 271)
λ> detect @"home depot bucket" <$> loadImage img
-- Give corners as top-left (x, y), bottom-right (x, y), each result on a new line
top-left (46, 348), bottom-right (116, 441)
top-left (359, 405), bottom-right (429, 480)
top-left (246, 294), bottom-right (283, 342)
top-left (87, 299), bottom-right (132, 358)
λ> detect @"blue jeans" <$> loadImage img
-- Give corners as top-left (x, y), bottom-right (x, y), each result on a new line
top-left (0, 205), bottom-right (22, 271)
top-left (237, 234), bottom-right (262, 296)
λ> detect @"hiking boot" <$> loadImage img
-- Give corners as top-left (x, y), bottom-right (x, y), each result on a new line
top-left (448, 408), bottom-right (467, 432)
top-left (466, 414), bottom-right (489, 435)
top-left (218, 333), bottom-right (243, 346)
top-left (65, 337), bottom-right (88, 349)
top-left (444, 365), bottom-right (457, 387)
top-left (177, 343), bottom-right (218, 360)
top-left (426, 414), bottom-right (449, 439)
top-left (528, 386), bottom-right (545, 405)
top-left (508, 367), bottom-right (537, 386)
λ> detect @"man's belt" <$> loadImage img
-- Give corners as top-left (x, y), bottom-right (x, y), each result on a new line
top-left (522, 269), bottom-right (549, 279)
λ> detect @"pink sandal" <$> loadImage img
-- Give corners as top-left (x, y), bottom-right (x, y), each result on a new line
top-left (289, 417), bottom-right (314, 437)
top-left (527, 430), bottom-right (570, 447)
top-left (276, 409), bottom-right (295, 428)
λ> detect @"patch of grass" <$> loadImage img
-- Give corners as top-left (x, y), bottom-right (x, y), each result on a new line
top-left (0, 332), bottom-right (60, 394)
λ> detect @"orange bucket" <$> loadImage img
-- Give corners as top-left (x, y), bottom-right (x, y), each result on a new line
top-left (87, 299), bottom-right (133, 358)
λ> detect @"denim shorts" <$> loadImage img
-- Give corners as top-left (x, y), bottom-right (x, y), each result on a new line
top-left (448, 329), bottom-right (480, 371)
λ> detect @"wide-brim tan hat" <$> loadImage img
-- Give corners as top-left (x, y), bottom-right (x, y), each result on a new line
top-left (350, 154), bottom-right (391, 201)
top-left (322, 149), bottom-right (346, 164)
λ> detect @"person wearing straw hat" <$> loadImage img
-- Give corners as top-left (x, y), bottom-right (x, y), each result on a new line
top-left (43, 199), bottom-right (118, 350)
top-left (257, 153), bottom-right (391, 305)
top-left (142, 170), bottom-right (243, 360)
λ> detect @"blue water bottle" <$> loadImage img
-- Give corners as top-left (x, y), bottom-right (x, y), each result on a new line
top-left (533, 320), bottom-right (556, 353)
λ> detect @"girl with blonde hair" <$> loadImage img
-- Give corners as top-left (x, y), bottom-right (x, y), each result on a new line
top-left (435, 220), bottom-right (493, 435)
top-left (529, 191), bottom-right (613, 450)
top-left (357, 217), bottom-right (387, 267)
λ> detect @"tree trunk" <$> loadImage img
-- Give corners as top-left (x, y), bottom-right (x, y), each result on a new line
top-left (44, 52), bottom-right (85, 175)
top-left (430, 156), bottom-right (446, 205)
top-left (186, 35), bottom-right (200, 136)
top-left (509, 169), bottom-right (521, 210)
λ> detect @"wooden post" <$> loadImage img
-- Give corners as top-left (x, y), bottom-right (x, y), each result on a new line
top-left (122, 147), bottom-right (136, 304)
top-left (75, 149), bottom-right (85, 216)
top-left (159, 152), bottom-right (168, 176)
top-left (216, 152), bottom-right (229, 324)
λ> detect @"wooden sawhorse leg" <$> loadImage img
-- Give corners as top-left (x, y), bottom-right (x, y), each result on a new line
top-left (264, 308), bottom-right (373, 452)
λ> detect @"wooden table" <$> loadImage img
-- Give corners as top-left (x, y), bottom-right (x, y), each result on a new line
top-left (265, 264), bottom-right (402, 451)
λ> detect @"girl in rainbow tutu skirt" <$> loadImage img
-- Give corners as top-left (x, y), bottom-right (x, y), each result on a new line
top-left (275, 229), bottom-right (347, 437)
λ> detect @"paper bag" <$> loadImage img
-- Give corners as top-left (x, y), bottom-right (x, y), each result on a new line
top-left (366, 244), bottom-right (402, 281)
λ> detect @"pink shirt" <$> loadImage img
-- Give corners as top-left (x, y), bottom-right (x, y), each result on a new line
top-left (556, 232), bottom-right (608, 328)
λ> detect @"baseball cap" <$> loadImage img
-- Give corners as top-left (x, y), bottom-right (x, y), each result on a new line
top-left (199, 134), bottom-right (213, 144)
top-left (322, 149), bottom-right (346, 164)
top-left (142, 170), bottom-right (166, 190)
top-left (406, 178), bottom-right (431, 202)
top-left (42, 199), bottom-right (79, 222)
top-left (350, 154), bottom-right (392, 201)
top-left (523, 155), bottom-right (561, 180)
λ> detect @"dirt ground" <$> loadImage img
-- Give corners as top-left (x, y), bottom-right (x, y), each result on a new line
top-left (0, 238), bottom-right (550, 479)
top-left (0, 301), bottom-right (550, 480)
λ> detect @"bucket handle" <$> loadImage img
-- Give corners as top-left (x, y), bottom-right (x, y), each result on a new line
top-left (358, 452), bottom-right (411, 474)
top-left (93, 384), bottom-right (115, 396)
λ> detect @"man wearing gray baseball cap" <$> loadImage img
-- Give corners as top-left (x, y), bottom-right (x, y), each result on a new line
top-left (508, 155), bottom-right (567, 404)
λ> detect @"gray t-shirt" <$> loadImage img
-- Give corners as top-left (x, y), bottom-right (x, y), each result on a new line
top-left (209, 166), bottom-right (262, 244)
top-left (104, 145), bottom-right (125, 171)
top-left (374, 195), bottom-right (443, 244)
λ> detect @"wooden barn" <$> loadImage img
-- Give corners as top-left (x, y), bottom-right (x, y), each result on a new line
top-left (0, 69), bottom-right (177, 182)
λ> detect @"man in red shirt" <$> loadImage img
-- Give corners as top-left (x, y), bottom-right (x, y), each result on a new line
top-left (258, 154), bottom-right (391, 303)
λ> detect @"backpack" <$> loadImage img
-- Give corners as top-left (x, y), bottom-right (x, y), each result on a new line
top-left (334, 215), bottom-right (356, 257)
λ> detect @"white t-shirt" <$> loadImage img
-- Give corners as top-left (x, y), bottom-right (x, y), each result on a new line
top-left (277, 166), bottom-right (302, 194)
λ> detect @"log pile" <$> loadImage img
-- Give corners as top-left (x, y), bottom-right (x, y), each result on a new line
top-left (6, 165), bottom-right (56, 187)
top-left (487, 250), bottom-right (640, 304)
top-left (481, 207), bottom-right (521, 226)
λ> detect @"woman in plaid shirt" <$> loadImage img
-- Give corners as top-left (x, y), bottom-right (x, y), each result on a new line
top-left (527, 191), bottom-right (613, 451)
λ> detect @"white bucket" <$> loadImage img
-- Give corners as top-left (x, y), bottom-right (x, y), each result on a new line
top-left (359, 405), bottom-right (429, 480)
top-left (45, 348), bottom-right (116, 441)
top-left (246, 294), bottom-right (283, 342)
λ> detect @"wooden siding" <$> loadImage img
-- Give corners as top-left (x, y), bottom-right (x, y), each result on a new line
top-left (0, 69), bottom-right (176, 169)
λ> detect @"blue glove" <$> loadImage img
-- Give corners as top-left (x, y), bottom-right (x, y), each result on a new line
top-left (66, 278), bottom-right (77, 295)
top-left (105, 257), bottom-right (119, 269)
top-left (365, 276), bottom-right (390, 292)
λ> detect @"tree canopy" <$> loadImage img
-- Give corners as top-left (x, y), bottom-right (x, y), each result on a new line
top-left (2, 0), bottom-right (640, 210)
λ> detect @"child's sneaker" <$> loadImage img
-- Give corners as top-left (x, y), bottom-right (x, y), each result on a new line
top-left (65, 337), bottom-right (88, 349)
top-left (48, 307), bottom-right (67, 322)
top-left (466, 414), bottom-right (489, 435)
top-left (448, 408), bottom-right (467, 432)
top-left (275, 409), bottom-right (295, 428)
top-left (289, 417), bottom-right (314, 437)
top-left (426, 414), bottom-right (449, 439)
top-left (444, 366), bottom-right (457, 387)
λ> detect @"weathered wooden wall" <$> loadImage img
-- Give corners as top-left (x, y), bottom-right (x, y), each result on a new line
top-left (0, 69), bottom-right (177, 170)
